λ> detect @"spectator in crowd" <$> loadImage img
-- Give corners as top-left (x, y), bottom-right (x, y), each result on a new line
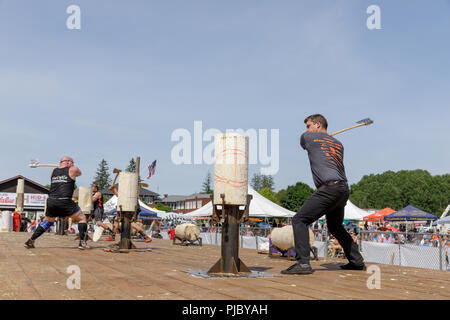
top-left (432, 233), bottom-right (439, 247)
top-left (329, 237), bottom-right (343, 258)
top-left (19, 213), bottom-right (31, 232)
top-left (13, 211), bottom-right (21, 232)
top-left (28, 217), bottom-right (37, 232)
top-left (351, 231), bottom-right (359, 245)
top-left (244, 229), bottom-right (254, 236)
top-left (153, 229), bottom-right (163, 239)
top-left (383, 233), bottom-right (394, 244)
top-left (376, 233), bottom-right (384, 243)
top-left (419, 235), bottom-right (425, 246)
top-left (167, 226), bottom-right (176, 240)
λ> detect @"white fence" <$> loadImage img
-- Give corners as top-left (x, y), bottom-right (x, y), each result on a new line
top-left (162, 230), bottom-right (450, 271)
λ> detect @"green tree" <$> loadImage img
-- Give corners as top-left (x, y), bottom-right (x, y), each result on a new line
top-left (126, 158), bottom-right (136, 173)
top-left (202, 171), bottom-right (213, 194)
top-left (251, 173), bottom-right (275, 191)
top-left (349, 169), bottom-right (449, 216)
top-left (155, 203), bottom-right (172, 212)
top-left (277, 182), bottom-right (315, 212)
top-left (125, 158), bottom-right (142, 182)
top-left (93, 159), bottom-right (111, 190)
top-left (259, 187), bottom-right (281, 205)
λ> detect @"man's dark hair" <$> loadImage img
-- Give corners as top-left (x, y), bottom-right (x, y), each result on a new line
top-left (304, 114), bottom-right (328, 129)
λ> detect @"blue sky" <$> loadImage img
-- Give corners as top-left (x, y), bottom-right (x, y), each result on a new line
top-left (1, 0), bottom-right (449, 195)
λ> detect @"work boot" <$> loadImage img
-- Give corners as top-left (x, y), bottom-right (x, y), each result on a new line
top-left (24, 239), bottom-right (35, 249)
top-left (340, 262), bottom-right (366, 270)
top-left (281, 263), bottom-right (313, 275)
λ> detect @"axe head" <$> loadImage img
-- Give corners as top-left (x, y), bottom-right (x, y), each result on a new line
top-left (29, 159), bottom-right (39, 168)
top-left (356, 118), bottom-right (373, 125)
top-left (113, 168), bottom-right (122, 174)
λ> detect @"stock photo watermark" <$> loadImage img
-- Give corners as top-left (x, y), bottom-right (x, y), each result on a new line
top-left (366, 265), bottom-right (381, 290)
top-left (66, 5), bottom-right (81, 30)
top-left (367, 5), bottom-right (381, 30)
top-left (66, 265), bottom-right (81, 290)
top-left (170, 121), bottom-right (279, 175)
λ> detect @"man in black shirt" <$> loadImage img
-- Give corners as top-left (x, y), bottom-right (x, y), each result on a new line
top-left (25, 156), bottom-right (90, 250)
top-left (19, 213), bottom-right (31, 232)
top-left (281, 114), bottom-right (365, 275)
top-left (90, 184), bottom-right (115, 238)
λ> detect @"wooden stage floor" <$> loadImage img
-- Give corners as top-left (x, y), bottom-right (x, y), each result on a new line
top-left (0, 232), bottom-right (448, 300)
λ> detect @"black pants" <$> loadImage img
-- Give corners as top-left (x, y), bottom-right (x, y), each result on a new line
top-left (292, 183), bottom-right (364, 266)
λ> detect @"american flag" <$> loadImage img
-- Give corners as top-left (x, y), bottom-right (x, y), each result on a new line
top-left (147, 160), bottom-right (157, 179)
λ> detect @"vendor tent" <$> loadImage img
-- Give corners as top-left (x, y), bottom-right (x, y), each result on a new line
top-left (103, 196), bottom-right (167, 218)
top-left (184, 186), bottom-right (296, 218)
top-left (184, 186), bottom-right (367, 220)
top-left (162, 212), bottom-right (189, 220)
top-left (319, 200), bottom-right (367, 221)
top-left (363, 207), bottom-right (396, 222)
top-left (384, 205), bottom-right (438, 221)
top-left (107, 206), bottom-right (157, 217)
top-left (436, 215), bottom-right (450, 225)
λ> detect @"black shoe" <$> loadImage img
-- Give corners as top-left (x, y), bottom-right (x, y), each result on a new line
top-left (340, 262), bottom-right (366, 270)
top-left (24, 239), bottom-right (35, 249)
top-left (281, 263), bottom-right (313, 275)
top-left (78, 241), bottom-right (91, 250)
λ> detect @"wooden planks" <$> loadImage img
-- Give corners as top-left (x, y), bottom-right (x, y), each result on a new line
top-left (0, 232), bottom-right (448, 300)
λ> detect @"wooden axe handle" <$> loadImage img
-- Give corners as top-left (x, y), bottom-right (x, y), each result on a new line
top-left (329, 123), bottom-right (368, 136)
top-left (35, 164), bottom-right (58, 168)
top-left (110, 169), bottom-right (121, 189)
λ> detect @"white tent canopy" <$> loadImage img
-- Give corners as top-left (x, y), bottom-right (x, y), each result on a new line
top-left (184, 186), bottom-right (296, 218)
top-left (436, 215), bottom-right (450, 225)
top-left (185, 186), bottom-right (367, 220)
top-left (161, 212), bottom-right (189, 221)
top-left (319, 200), bottom-right (367, 221)
top-left (103, 195), bottom-right (170, 219)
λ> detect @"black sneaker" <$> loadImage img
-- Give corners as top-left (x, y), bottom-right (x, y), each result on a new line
top-left (24, 239), bottom-right (35, 249)
top-left (281, 263), bottom-right (313, 275)
top-left (78, 241), bottom-right (91, 250)
top-left (340, 262), bottom-right (366, 270)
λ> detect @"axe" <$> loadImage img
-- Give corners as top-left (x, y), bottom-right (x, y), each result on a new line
top-left (110, 168), bottom-right (121, 189)
top-left (329, 118), bottom-right (373, 136)
top-left (29, 159), bottom-right (58, 168)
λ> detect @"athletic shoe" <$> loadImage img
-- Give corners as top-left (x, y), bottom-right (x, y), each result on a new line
top-left (340, 262), bottom-right (366, 270)
top-left (104, 236), bottom-right (115, 241)
top-left (145, 237), bottom-right (152, 243)
top-left (281, 263), bottom-right (313, 275)
top-left (78, 241), bottom-right (91, 250)
top-left (24, 239), bottom-right (35, 249)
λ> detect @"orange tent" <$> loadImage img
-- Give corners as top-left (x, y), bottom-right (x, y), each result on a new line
top-left (363, 207), bottom-right (396, 222)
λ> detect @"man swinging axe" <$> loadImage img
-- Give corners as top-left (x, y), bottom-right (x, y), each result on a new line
top-left (25, 156), bottom-right (90, 250)
top-left (281, 114), bottom-right (366, 275)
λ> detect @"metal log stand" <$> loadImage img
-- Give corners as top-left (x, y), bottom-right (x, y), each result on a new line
top-left (117, 156), bottom-right (141, 250)
top-left (117, 206), bottom-right (137, 249)
top-left (207, 193), bottom-right (252, 275)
